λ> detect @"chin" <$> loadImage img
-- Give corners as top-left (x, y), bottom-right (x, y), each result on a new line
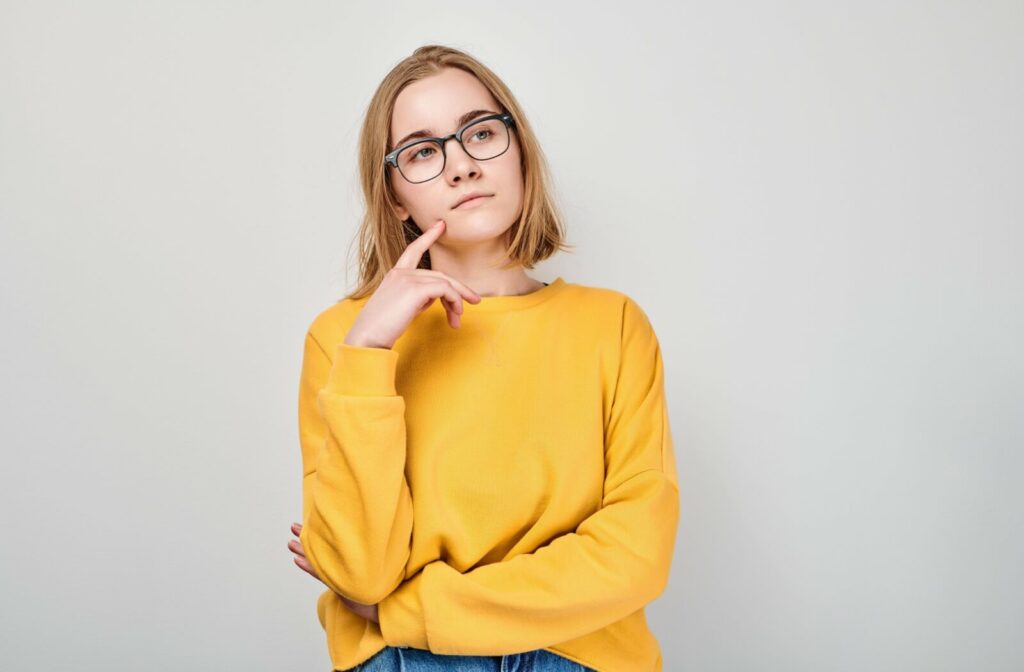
top-left (442, 214), bottom-right (514, 243)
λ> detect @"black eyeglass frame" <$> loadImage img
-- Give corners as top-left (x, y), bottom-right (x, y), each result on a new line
top-left (384, 112), bottom-right (517, 184)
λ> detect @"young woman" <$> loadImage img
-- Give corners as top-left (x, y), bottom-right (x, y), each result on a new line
top-left (287, 44), bottom-right (680, 672)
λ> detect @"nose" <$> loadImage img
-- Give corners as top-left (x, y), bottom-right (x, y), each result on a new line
top-left (442, 136), bottom-right (479, 181)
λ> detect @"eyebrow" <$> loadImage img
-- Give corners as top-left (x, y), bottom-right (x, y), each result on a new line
top-left (391, 109), bottom-right (499, 151)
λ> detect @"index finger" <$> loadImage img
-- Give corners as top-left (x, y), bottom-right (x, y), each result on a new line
top-left (394, 220), bottom-right (445, 270)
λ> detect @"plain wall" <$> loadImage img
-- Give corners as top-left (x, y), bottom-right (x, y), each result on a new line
top-left (1, 1), bottom-right (1021, 670)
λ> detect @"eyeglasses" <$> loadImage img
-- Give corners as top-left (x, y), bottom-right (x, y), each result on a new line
top-left (384, 112), bottom-right (516, 184)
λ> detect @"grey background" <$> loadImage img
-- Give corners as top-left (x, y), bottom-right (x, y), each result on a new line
top-left (1, 1), bottom-right (1021, 670)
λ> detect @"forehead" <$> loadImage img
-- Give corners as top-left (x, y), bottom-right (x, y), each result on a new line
top-left (390, 68), bottom-right (500, 142)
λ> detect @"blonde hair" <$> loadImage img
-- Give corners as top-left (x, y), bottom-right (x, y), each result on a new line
top-left (341, 44), bottom-right (573, 301)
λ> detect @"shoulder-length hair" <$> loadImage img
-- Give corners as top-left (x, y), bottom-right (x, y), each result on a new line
top-left (342, 44), bottom-right (573, 301)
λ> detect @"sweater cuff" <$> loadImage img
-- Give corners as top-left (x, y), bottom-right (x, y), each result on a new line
top-left (324, 342), bottom-right (399, 396)
top-left (378, 567), bottom-right (429, 650)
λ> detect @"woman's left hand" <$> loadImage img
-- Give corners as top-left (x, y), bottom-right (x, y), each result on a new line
top-left (289, 522), bottom-right (380, 624)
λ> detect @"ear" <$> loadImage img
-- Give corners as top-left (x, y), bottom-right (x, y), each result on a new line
top-left (393, 202), bottom-right (410, 221)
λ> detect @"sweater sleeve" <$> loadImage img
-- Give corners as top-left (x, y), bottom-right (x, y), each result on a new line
top-left (297, 328), bottom-right (414, 605)
top-left (375, 296), bottom-right (680, 655)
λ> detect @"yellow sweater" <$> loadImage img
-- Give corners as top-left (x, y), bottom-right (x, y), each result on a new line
top-left (297, 276), bottom-right (680, 672)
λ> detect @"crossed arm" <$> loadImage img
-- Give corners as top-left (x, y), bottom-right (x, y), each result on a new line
top-left (291, 297), bottom-right (679, 654)
top-left (287, 520), bottom-right (378, 622)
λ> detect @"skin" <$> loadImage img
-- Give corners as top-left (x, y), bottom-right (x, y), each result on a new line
top-left (288, 65), bottom-right (550, 623)
top-left (388, 65), bottom-right (545, 298)
top-left (288, 523), bottom-right (378, 622)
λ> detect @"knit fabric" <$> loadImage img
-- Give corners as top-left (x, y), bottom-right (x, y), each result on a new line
top-left (298, 277), bottom-right (680, 672)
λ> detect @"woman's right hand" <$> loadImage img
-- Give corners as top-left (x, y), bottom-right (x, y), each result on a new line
top-left (344, 219), bottom-right (482, 349)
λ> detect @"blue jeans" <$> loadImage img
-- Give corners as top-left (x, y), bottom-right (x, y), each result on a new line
top-left (351, 646), bottom-right (597, 671)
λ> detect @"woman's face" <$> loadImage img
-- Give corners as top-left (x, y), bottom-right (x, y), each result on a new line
top-left (388, 67), bottom-right (524, 250)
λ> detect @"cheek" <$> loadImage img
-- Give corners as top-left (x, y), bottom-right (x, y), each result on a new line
top-left (393, 183), bottom-right (434, 217)
top-left (499, 148), bottom-right (525, 194)
top-left (390, 180), bottom-right (412, 210)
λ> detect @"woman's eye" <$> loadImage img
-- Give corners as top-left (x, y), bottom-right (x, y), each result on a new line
top-left (414, 147), bottom-right (434, 160)
top-left (471, 130), bottom-right (492, 142)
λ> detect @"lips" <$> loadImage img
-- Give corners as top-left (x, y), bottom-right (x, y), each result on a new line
top-left (453, 192), bottom-right (493, 209)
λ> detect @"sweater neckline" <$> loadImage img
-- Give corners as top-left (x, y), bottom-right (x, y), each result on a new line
top-left (458, 276), bottom-right (566, 312)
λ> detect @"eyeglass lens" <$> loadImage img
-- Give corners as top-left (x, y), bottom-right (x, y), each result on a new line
top-left (396, 117), bottom-right (510, 183)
